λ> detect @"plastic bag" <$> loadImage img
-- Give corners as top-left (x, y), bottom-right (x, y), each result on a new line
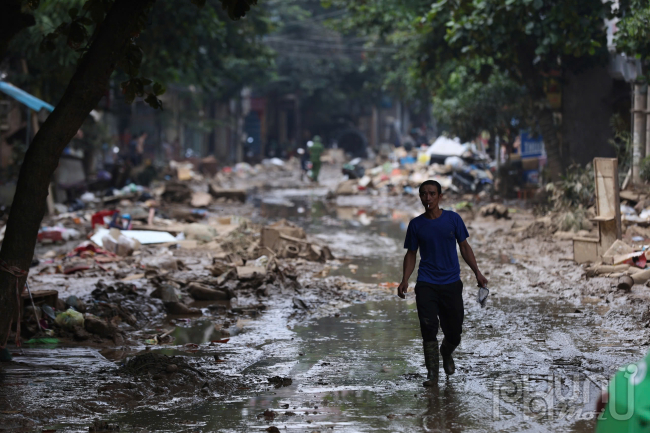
top-left (55, 308), bottom-right (84, 329)
top-left (477, 286), bottom-right (489, 308)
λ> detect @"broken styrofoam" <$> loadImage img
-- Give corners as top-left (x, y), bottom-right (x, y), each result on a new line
top-left (91, 228), bottom-right (176, 246)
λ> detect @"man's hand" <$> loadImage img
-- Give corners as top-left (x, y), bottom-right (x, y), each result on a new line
top-left (476, 272), bottom-right (488, 288)
top-left (397, 281), bottom-right (409, 299)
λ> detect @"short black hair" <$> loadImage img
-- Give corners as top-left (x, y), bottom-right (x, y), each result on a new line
top-left (419, 180), bottom-right (442, 195)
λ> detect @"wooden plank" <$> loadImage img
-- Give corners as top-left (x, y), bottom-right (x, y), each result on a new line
top-left (620, 190), bottom-right (641, 202)
top-left (573, 239), bottom-right (599, 264)
top-left (595, 174), bottom-right (615, 218)
top-left (590, 215), bottom-right (616, 222)
top-left (131, 224), bottom-right (186, 234)
top-left (593, 158), bottom-right (622, 251)
top-left (598, 219), bottom-right (619, 257)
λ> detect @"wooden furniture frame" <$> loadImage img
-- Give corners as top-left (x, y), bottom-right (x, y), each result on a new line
top-left (573, 158), bottom-right (622, 263)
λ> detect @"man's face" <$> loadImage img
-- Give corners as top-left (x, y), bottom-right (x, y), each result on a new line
top-left (419, 184), bottom-right (442, 209)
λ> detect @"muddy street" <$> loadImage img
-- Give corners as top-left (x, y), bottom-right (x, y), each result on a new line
top-left (1, 187), bottom-right (648, 432)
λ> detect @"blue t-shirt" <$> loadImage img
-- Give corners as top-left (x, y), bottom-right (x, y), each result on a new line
top-left (403, 210), bottom-right (469, 285)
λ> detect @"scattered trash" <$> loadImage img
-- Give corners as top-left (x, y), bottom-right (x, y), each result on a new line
top-left (268, 376), bottom-right (292, 388)
top-left (54, 309), bottom-right (84, 330)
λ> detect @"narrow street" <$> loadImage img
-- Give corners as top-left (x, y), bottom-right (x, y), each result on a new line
top-left (2, 181), bottom-right (647, 432)
top-left (2, 1), bottom-right (649, 431)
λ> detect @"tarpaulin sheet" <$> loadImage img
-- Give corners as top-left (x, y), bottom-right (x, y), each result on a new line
top-left (0, 81), bottom-right (55, 112)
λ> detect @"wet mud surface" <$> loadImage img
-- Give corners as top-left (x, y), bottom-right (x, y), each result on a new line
top-left (2, 186), bottom-right (649, 432)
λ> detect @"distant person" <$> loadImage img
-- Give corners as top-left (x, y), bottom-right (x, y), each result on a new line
top-left (309, 135), bottom-right (324, 182)
top-left (136, 132), bottom-right (147, 164)
top-left (397, 180), bottom-right (488, 387)
top-left (297, 147), bottom-right (309, 181)
top-left (128, 133), bottom-right (140, 166)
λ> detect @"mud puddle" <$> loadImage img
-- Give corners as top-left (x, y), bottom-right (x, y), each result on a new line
top-left (34, 288), bottom-right (641, 432)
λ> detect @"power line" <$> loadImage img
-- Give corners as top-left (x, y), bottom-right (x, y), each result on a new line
top-left (264, 37), bottom-right (398, 53)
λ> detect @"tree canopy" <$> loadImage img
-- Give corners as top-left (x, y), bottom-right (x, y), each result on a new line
top-left (615, 0), bottom-right (650, 76)
top-left (4, 0), bottom-right (271, 106)
top-left (329, 0), bottom-right (613, 179)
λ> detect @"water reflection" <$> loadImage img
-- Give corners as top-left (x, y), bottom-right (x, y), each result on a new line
top-left (422, 384), bottom-right (463, 433)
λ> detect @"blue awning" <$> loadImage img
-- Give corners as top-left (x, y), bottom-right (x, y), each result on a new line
top-left (0, 81), bottom-right (55, 112)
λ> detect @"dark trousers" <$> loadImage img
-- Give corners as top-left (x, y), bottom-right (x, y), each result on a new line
top-left (415, 280), bottom-right (464, 347)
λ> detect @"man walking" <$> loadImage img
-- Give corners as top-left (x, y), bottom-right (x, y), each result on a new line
top-left (397, 180), bottom-right (488, 387)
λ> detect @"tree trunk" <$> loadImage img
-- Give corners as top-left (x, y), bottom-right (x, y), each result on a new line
top-left (0, 0), bottom-right (35, 62)
top-left (0, 0), bottom-right (155, 347)
top-left (537, 105), bottom-right (563, 182)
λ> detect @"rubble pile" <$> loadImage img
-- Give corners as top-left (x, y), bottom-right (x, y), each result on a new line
top-left (18, 180), bottom-right (338, 348)
top-left (334, 137), bottom-right (493, 197)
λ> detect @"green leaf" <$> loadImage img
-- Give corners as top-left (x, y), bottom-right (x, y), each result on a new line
top-left (69, 7), bottom-right (78, 18)
top-left (39, 34), bottom-right (57, 52)
top-left (55, 22), bottom-right (70, 36)
top-left (78, 17), bottom-right (94, 26)
top-left (153, 82), bottom-right (167, 96)
top-left (191, 0), bottom-right (206, 7)
top-left (525, 21), bottom-right (535, 34)
top-left (121, 80), bottom-right (136, 103)
top-left (125, 43), bottom-right (144, 68)
top-left (145, 93), bottom-right (163, 110)
top-left (220, 0), bottom-right (255, 20)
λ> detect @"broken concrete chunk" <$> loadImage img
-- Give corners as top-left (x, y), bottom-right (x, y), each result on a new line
top-left (335, 179), bottom-right (359, 196)
top-left (186, 282), bottom-right (230, 301)
top-left (162, 181), bottom-right (192, 203)
top-left (210, 260), bottom-right (233, 276)
top-left (236, 266), bottom-right (266, 280)
top-left (208, 183), bottom-right (247, 202)
top-left (142, 253), bottom-right (179, 271)
top-left (150, 284), bottom-right (180, 303)
top-left (191, 191), bottom-right (212, 208)
top-left (292, 297), bottom-right (310, 310)
top-left (479, 203), bottom-right (509, 219)
top-left (163, 302), bottom-right (202, 315)
top-left (184, 223), bottom-right (218, 242)
top-left (84, 314), bottom-right (117, 338)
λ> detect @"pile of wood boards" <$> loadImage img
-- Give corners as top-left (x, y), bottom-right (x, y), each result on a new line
top-left (260, 219), bottom-right (334, 262)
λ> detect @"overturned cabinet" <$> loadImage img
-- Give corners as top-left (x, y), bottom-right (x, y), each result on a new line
top-left (573, 158), bottom-right (622, 264)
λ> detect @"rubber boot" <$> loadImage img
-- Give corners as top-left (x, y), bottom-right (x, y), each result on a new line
top-left (422, 340), bottom-right (439, 387)
top-left (440, 338), bottom-right (456, 376)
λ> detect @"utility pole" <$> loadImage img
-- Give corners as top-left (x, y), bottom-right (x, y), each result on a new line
top-left (646, 86), bottom-right (650, 160)
top-left (632, 83), bottom-right (646, 186)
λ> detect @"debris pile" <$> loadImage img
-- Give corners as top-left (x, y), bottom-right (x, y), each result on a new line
top-left (334, 137), bottom-right (493, 197)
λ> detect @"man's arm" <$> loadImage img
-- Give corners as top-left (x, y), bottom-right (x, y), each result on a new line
top-left (458, 239), bottom-right (488, 287)
top-left (397, 250), bottom-right (417, 299)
